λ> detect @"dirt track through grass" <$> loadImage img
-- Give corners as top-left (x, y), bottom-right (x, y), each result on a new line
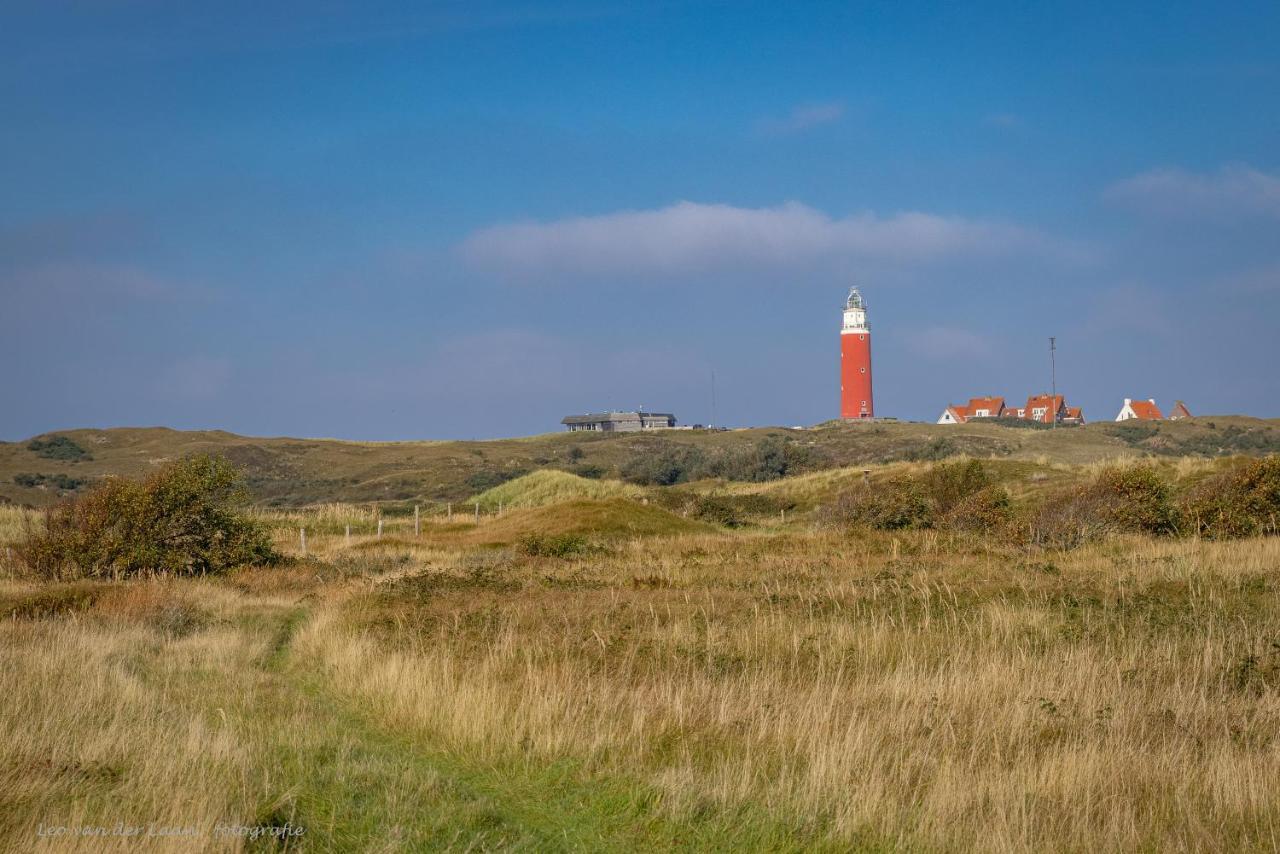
top-left (2, 574), bottom-right (840, 852)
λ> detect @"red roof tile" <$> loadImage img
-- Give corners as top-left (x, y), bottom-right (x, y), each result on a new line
top-left (1127, 399), bottom-right (1163, 420)
top-left (965, 396), bottom-right (1005, 416)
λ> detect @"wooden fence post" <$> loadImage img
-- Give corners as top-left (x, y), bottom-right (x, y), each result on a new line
top-left (474, 503), bottom-right (480, 522)
top-left (300, 527), bottom-right (306, 557)
top-left (345, 524), bottom-right (351, 547)
top-left (377, 519), bottom-right (383, 539)
top-left (414, 504), bottom-right (420, 537)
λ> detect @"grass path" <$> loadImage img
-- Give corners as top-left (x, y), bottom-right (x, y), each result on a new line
top-left (1, 577), bottom-right (843, 851)
top-left (249, 589), bottom-right (843, 852)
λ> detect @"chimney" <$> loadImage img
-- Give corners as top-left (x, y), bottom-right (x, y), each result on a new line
top-left (1124, 398), bottom-right (1132, 405)
top-left (1148, 398), bottom-right (1156, 404)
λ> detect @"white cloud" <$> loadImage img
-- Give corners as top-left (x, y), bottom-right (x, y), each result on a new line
top-left (460, 201), bottom-right (1074, 278)
top-left (904, 327), bottom-right (995, 360)
top-left (1106, 164), bottom-right (1280, 219)
top-left (758, 101), bottom-right (846, 135)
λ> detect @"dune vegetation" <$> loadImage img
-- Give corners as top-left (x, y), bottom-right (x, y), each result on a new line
top-left (3, 452), bottom-right (1280, 851)
top-left (469, 469), bottom-right (645, 510)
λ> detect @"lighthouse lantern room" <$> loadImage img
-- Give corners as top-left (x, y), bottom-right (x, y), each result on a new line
top-left (840, 286), bottom-right (875, 419)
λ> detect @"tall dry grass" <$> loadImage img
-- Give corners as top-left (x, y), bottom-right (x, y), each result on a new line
top-left (0, 582), bottom-right (268, 852)
top-left (298, 531), bottom-right (1280, 851)
top-left (4, 460), bottom-right (1280, 849)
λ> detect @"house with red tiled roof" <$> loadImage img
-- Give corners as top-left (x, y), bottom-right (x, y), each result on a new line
top-left (939, 393), bottom-right (1086, 425)
top-left (1168, 400), bottom-right (1192, 420)
top-left (1115, 398), bottom-right (1164, 421)
top-left (936, 396), bottom-right (1005, 424)
top-left (937, 403), bottom-right (971, 424)
top-left (1024, 394), bottom-right (1066, 424)
top-left (967, 396), bottom-right (1005, 419)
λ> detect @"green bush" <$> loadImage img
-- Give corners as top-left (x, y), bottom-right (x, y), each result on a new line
top-left (13, 472), bottom-right (86, 491)
top-left (820, 477), bottom-right (933, 531)
top-left (1026, 465), bottom-right (1178, 549)
top-left (821, 459), bottom-right (1005, 533)
top-left (621, 437), bottom-right (812, 486)
top-left (923, 459), bottom-right (993, 515)
top-left (28, 435), bottom-right (92, 461)
top-left (17, 454), bottom-right (279, 580)
top-left (687, 493), bottom-right (792, 528)
top-left (901, 437), bottom-right (959, 462)
top-left (710, 436), bottom-right (793, 482)
top-left (1183, 457), bottom-right (1280, 539)
top-left (1107, 424), bottom-right (1161, 446)
top-left (465, 469), bottom-right (527, 492)
top-left (1091, 466), bottom-right (1180, 534)
top-left (517, 532), bottom-right (589, 558)
top-left (621, 444), bottom-right (707, 486)
top-left (941, 485), bottom-right (1013, 533)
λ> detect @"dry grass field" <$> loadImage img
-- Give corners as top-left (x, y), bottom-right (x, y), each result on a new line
top-left (3, 456), bottom-right (1280, 851)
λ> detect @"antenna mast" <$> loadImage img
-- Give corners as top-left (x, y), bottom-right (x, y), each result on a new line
top-left (1049, 337), bottom-right (1057, 430)
top-left (710, 369), bottom-right (717, 429)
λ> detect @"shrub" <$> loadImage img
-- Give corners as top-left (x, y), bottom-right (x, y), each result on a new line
top-left (1107, 424), bottom-right (1160, 446)
top-left (27, 435), bottom-right (92, 461)
top-left (992, 417), bottom-right (1053, 430)
top-left (1182, 457), bottom-right (1280, 539)
top-left (923, 459), bottom-right (992, 515)
top-left (13, 473), bottom-right (86, 491)
top-left (1026, 465), bottom-right (1178, 549)
top-left (622, 437), bottom-right (812, 486)
top-left (820, 477), bottom-right (933, 531)
top-left (465, 469), bottom-right (527, 492)
top-left (621, 444), bottom-right (707, 486)
top-left (710, 437), bottom-right (793, 482)
top-left (16, 454), bottom-right (279, 580)
top-left (517, 532), bottom-right (589, 558)
top-left (1090, 466), bottom-right (1179, 534)
top-left (687, 493), bottom-right (792, 528)
top-left (821, 460), bottom-right (1005, 533)
top-left (941, 485), bottom-right (1013, 533)
top-left (901, 437), bottom-right (959, 463)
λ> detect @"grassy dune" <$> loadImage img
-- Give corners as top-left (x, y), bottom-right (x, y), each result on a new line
top-left (470, 469), bottom-right (645, 509)
top-left (4, 417), bottom-right (1279, 507)
top-left (3, 460), bottom-right (1280, 850)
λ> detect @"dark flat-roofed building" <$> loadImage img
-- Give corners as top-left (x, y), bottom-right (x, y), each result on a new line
top-left (561, 411), bottom-right (677, 432)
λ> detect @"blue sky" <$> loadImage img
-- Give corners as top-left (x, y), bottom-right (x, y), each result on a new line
top-left (3, 0), bottom-right (1278, 439)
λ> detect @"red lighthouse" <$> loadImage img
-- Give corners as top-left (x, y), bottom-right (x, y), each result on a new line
top-left (840, 286), bottom-right (874, 419)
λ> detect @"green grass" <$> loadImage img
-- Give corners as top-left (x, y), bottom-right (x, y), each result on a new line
top-left (470, 469), bottom-right (644, 510)
top-left (465, 498), bottom-right (714, 544)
